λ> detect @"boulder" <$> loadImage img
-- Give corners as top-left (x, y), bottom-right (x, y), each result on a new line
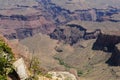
top-left (13, 58), bottom-right (28, 80)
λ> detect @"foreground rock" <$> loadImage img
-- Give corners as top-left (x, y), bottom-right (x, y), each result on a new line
top-left (13, 58), bottom-right (29, 80)
top-left (48, 71), bottom-right (77, 80)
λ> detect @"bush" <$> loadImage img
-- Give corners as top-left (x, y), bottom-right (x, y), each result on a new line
top-left (45, 74), bottom-right (52, 79)
top-left (77, 70), bottom-right (83, 77)
top-left (54, 57), bottom-right (71, 69)
top-left (0, 39), bottom-right (14, 79)
top-left (29, 56), bottom-right (48, 80)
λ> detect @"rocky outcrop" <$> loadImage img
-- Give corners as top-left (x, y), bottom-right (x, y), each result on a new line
top-left (48, 71), bottom-right (77, 80)
top-left (106, 44), bottom-right (120, 66)
top-left (92, 33), bottom-right (120, 66)
top-left (0, 14), bottom-right (43, 21)
top-left (50, 24), bottom-right (101, 45)
top-left (13, 58), bottom-right (29, 80)
top-left (92, 33), bottom-right (120, 51)
top-left (4, 24), bottom-right (55, 39)
top-left (0, 11), bottom-right (56, 39)
top-left (115, 44), bottom-right (120, 65)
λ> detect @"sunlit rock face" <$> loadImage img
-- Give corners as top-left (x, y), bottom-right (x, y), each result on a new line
top-left (0, 0), bottom-right (56, 39)
top-left (51, 0), bottom-right (120, 11)
top-left (13, 58), bottom-right (28, 80)
top-left (48, 71), bottom-right (77, 80)
top-left (0, 0), bottom-right (120, 40)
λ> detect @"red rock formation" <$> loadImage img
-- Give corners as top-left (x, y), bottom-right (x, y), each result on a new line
top-left (50, 24), bottom-right (101, 45)
top-left (0, 14), bottom-right (56, 39)
top-left (0, 0), bottom-right (119, 40)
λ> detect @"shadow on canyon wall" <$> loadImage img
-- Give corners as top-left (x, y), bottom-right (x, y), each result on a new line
top-left (92, 33), bottom-right (120, 66)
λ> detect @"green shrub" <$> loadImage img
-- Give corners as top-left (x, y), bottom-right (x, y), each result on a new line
top-left (45, 74), bottom-right (52, 79)
top-left (29, 56), bottom-right (48, 80)
top-left (0, 39), bottom-right (14, 79)
top-left (54, 57), bottom-right (71, 69)
top-left (77, 70), bottom-right (83, 77)
top-left (0, 74), bottom-right (7, 80)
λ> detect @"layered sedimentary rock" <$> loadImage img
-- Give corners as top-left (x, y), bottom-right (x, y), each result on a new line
top-left (50, 24), bottom-right (101, 45)
top-left (0, 0), bottom-right (120, 40)
top-left (51, 0), bottom-right (120, 11)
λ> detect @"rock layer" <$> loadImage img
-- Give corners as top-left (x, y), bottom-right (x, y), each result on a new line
top-left (50, 24), bottom-right (101, 45)
top-left (0, 0), bottom-right (120, 40)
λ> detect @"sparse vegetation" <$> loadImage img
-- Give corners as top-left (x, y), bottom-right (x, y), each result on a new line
top-left (77, 70), bottom-right (83, 77)
top-left (45, 73), bottom-right (52, 79)
top-left (0, 38), bottom-right (14, 79)
top-left (54, 57), bottom-right (71, 69)
top-left (28, 56), bottom-right (52, 80)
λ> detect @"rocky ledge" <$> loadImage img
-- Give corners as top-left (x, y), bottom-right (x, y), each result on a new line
top-left (50, 24), bottom-right (101, 45)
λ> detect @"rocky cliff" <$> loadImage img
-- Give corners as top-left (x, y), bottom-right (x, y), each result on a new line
top-left (51, 0), bottom-right (120, 11)
top-left (92, 32), bottom-right (120, 66)
top-left (50, 24), bottom-right (101, 45)
top-left (107, 44), bottom-right (120, 66)
top-left (93, 33), bottom-right (120, 51)
top-left (0, 0), bottom-right (120, 40)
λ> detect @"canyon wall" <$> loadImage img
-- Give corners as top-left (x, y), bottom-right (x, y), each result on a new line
top-left (93, 33), bottom-right (120, 51)
top-left (92, 33), bottom-right (120, 66)
top-left (107, 44), bottom-right (120, 66)
top-left (50, 24), bottom-right (101, 45)
top-left (0, 0), bottom-right (120, 40)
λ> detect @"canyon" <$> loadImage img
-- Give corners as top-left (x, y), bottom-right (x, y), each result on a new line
top-left (0, 0), bottom-right (120, 80)
top-left (0, 0), bottom-right (120, 40)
